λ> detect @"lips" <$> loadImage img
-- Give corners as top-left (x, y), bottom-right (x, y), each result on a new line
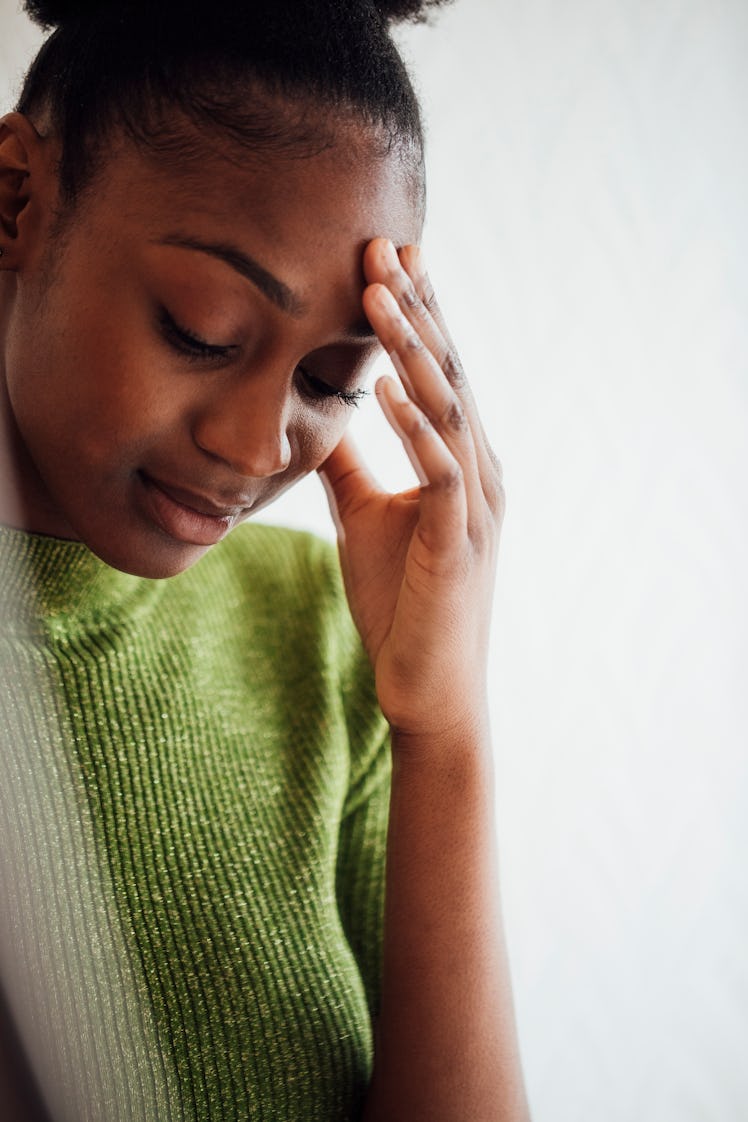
top-left (136, 470), bottom-right (252, 546)
top-left (148, 475), bottom-right (251, 518)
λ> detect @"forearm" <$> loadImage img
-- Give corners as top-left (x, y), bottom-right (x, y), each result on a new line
top-left (325, 237), bottom-right (522, 1117)
top-left (362, 717), bottom-right (530, 1122)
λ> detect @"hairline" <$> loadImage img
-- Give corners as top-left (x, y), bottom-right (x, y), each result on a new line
top-left (38, 104), bottom-right (426, 288)
top-left (41, 95), bottom-right (426, 240)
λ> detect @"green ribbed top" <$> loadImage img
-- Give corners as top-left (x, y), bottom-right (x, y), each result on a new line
top-left (0, 522), bottom-right (390, 1122)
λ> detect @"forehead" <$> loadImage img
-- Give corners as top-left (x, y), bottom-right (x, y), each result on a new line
top-left (73, 122), bottom-right (423, 296)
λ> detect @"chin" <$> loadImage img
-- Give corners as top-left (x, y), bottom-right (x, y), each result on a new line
top-left (84, 527), bottom-right (213, 581)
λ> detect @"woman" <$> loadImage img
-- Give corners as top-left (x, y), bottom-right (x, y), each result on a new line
top-left (0, 0), bottom-right (529, 1119)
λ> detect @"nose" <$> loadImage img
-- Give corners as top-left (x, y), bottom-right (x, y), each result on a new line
top-left (192, 372), bottom-right (293, 479)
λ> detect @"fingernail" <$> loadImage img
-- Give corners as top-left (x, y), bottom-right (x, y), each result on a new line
top-left (376, 372), bottom-right (406, 402)
top-left (376, 376), bottom-right (405, 432)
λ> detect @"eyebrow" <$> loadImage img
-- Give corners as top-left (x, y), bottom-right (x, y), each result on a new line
top-left (157, 232), bottom-right (379, 342)
top-left (157, 234), bottom-right (304, 317)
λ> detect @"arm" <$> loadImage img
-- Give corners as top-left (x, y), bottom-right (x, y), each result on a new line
top-left (365, 727), bottom-right (528, 1122)
top-left (320, 239), bottom-right (530, 1121)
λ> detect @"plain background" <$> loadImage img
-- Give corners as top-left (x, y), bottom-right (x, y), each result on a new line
top-left (2, 1), bottom-right (747, 1118)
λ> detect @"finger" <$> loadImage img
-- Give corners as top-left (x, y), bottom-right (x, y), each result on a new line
top-left (376, 374), bottom-right (467, 555)
top-left (364, 238), bottom-right (456, 388)
top-left (363, 282), bottom-right (485, 524)
top-left (318, 432), bottom-right (379, 525)
top-left (397, 244), bottom-right (460, 366)
top-left (365, 283), bottom-right (472, 447)
top-left (364, 238), bottom-right (473, 406)
top-left (364, 239), bottom-right (503, 504)
top-left (398, 244), bottom-right (504, 497)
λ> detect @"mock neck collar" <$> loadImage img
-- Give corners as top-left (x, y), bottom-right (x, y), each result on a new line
top-left (0, 524), bottom-right (163, 636)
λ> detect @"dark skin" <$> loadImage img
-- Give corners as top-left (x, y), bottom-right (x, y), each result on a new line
top-left (0, 115), bottom-right (417, 576)
top-left (0, 109), bottom-right (529, 1120)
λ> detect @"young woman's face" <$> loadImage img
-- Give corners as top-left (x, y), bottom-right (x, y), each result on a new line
top-left (1, 122), bottom-right (420, 576)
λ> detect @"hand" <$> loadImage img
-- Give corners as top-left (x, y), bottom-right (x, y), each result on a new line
top-left (319, 238), bottom-right (505, 742)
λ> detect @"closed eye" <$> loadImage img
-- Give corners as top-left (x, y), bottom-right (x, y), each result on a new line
top-left (158, 307), bottom-right (238, 361)
top-left (158, 306), bottom-right (369, 407)
top-left (298, 368), bottom-right (370, 409)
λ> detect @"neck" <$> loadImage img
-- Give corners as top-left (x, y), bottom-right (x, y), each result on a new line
top-left (0, 370), bottom-right (77, 538)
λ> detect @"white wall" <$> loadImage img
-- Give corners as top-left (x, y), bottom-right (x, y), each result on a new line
top-left (2, 1), bottom-right (747, 1118)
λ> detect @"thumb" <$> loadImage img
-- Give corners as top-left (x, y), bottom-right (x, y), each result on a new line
top-left (318, 433), bottom-right (378, 524)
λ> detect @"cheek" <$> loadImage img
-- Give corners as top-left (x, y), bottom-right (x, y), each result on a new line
top-left (292, 408), bottom-right (352, 472)
top-left (8, 316), bottom-right (171, 473)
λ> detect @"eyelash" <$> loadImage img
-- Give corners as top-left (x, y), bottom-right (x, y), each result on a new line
top-left (300, 373), bottom-right (369, 409)
top-left (158, 307), bottom-right (235, 361)
top-left (158, 308), bottom-right (369, 409)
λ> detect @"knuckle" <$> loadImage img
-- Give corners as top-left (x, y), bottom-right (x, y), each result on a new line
top-left (467, 518), bottom-right (490, 551)
top-left (398, 282), bottom-right (420, 313)
top-left (486, 445), bottom-right (504, 482)
top-left (440, 398), bottom-right (468, 433)
top-left (486, 477), bottom-right (506, 517)
top-left (422, 279), bottom-right (438, 314)
top-left (408, 407), bottom-right (432, 435)
top-left (398, 280), bottom-right (433, 329)
top-left (442, 349), bottom-right (467, 391)
top-left (434, 464), bottom-right (463, 493)
top-left (477, 439), bottom-right (505, 514)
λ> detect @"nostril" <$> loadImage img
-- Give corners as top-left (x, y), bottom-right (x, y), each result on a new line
top-left (193, 416), bottom-right (292, 479)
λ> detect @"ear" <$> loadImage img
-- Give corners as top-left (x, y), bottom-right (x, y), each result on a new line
top-left (0, 113), bottom-right (52, 270)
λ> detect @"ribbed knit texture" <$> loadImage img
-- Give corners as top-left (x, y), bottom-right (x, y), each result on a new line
top-left (0, 522), bottom-right (391, 1122)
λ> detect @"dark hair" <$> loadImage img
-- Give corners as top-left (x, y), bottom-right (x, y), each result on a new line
top-left (17, 0), bottom-right (453, 201)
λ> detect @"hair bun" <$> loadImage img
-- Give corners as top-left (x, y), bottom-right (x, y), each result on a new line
top-left (24, 0), bottom-right (454, 32)
top-left (373, 0), bottom-right (453, 23)
top-left (23, 0), bottom-right (104, 30)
